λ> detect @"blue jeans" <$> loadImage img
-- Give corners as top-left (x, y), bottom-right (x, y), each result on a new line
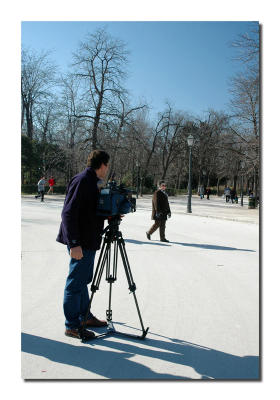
top-left (63, 248), bottom-right (96, 329)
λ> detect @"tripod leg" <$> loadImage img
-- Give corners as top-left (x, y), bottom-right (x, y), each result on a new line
top-left (81, 240), bottom-right (110, 332)
top-left (106, 239), bottom-right (118, 322)
top-left (118, 237), bottom-right (136, 293)
top-left (117, 237), bottom-right (149, 338)
top-left (91, 239), bottom-right (110, 292)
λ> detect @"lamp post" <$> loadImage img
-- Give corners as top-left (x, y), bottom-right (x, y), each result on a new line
top-left (187, 134), bottom-right (194, 213)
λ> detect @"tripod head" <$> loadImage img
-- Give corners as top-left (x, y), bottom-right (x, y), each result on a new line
top-left (102, 215), bottom-right (123, 240)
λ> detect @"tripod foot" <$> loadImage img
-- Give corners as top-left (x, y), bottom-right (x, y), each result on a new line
top-left (80, 325), bottom-right (149, 342)
top-left (108, 325), bottom-right (149, 340)
top-left (140, 327), bottom-right (149, 340)
top-left (79, 327), bottom-right (97, 343)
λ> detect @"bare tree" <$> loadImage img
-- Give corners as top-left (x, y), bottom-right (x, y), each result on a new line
top-left (230, 24), bottom-right (260, 67)
top-left (104, 93), bottom-right (147, 178)
top-left (229, 73), bottom-right (259, 139)
top-left (57, 75), bottom-right (91, 180)
top-left (71, 28), bottom-right (129, 149)
top-left (21, 47), bottom-right (57, 139)
top-left (154, 105), bottom-right (186, 180)
top-left (228, 23), bottom-right (260, 197)
top-left (192, 110), bottom-right (228, 189)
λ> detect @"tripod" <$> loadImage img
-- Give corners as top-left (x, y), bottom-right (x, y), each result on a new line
top-left (80, 215), bottom-right (149, 342)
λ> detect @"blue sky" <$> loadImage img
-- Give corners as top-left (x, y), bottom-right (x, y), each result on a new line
top-left (21, 21), bottom-right (258, 120)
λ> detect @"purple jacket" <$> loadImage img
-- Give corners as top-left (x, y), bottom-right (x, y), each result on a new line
top-left (56, 167), bottom-right (105, 250)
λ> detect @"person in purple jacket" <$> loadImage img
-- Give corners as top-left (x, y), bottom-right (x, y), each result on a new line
top-left (57, 150), bottom-right (110, 340)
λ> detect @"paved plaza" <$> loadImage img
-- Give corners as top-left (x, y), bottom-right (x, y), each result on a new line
top-left (21, 194), bottom-right (259, 379)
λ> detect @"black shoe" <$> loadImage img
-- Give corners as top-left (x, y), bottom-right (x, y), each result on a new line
top-left (161, 239), bottom-right (169, 243)
top-left (146, 232), bottom-right (151, 240)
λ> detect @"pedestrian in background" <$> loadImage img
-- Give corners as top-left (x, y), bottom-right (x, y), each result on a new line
top-left (146, 181), bottom-right (171, 243)
top-left (206, 187), bottom-right (211, 200)
top-left (198, 185), bottom-right (204, 199)
top-left (224, 186), bottom-right (231, 203)
top-left (47, 176), bottom-right (55, 194)
top-left (230, 188), bottom-right (236, 204)
top-left (35, 176), bottom-right (46, 202)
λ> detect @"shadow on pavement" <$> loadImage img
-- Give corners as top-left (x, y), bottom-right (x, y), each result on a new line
top-left (125, 239), bottom-right (171, 247)
top-left (125, 239), bottom-right (254, 252)
top-left (22, 331), bottom-right (259, 380)
top-left (170, 242), bottom-right (255, 252)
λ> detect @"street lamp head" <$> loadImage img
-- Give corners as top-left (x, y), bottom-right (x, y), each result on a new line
top-left (187, 134), bottom-right (194, 147)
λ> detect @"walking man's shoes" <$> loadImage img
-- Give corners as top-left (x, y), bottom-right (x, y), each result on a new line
top-left (81, 315), bottom-right (108, 328)
top-left (161, 239), bottom-right (169, 242)
top-left (65, 327), bottom-right (96, 340)
top-left (146, 232), bottom-right (151, 240)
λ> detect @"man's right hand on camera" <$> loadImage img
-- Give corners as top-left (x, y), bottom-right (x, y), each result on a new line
top-left (70, 246), bottom-right (83, 260)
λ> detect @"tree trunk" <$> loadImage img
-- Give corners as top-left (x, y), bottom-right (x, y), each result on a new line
top-left (246, 177), bottom-right (249, 195)
top-left (91, 123), bottom-right (98, 149)
top-left (254, 167), bottom-right (258, 200)
top-left (176, 173), bottom-right (181, 190)
top-left (25, 104), bottom-right (33, 140)
top-left (217, 178), bottom-right (220, 196)
top-left (91, 105), bottom-right (102, 149)
top-left (207, 173), bottom-right (210, 188)
top-left (21, 104), bottom-right (25, 130)
top-left (198, 173), bottom-right (201, 190)
top-left (233, 175), bottom-right (238, 191)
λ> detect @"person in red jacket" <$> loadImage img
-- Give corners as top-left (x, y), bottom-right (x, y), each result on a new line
top-left (47, 176), bottom-right (55, 194)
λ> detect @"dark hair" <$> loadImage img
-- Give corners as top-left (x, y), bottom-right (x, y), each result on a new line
top-left (158, 180), bottom-right (166, 186)
top-left (87, 150), bottom-right (110, 170)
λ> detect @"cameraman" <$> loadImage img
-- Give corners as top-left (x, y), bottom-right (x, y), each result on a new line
top-left (56, 150), bottom-right (110, 340)
top-left (146, 181), bottom-right (171, 242)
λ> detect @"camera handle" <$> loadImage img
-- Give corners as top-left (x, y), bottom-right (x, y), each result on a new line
top-left (80, 216), bottom-right (149, 342)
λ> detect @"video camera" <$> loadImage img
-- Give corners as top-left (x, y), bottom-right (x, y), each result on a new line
top-left (97, 181), bottom-right (136, 217)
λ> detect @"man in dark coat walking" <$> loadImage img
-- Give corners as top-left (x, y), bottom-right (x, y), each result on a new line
top-left (146, 181), bottom-right (171, 243)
